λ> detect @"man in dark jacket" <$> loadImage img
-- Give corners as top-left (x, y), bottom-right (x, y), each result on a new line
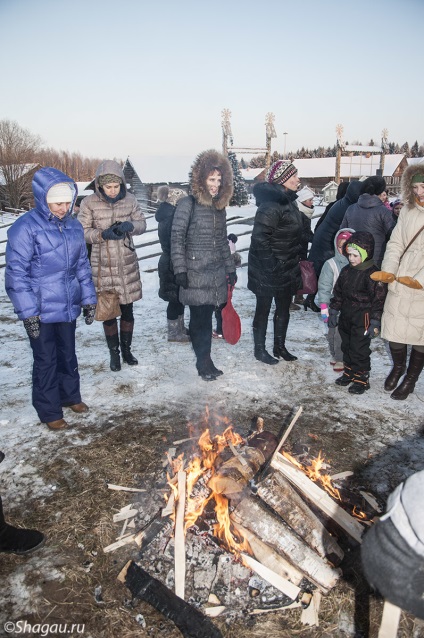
top-left (308, 180), bottom-right (362, 277)
top-left (248, 160), bottom-right (303, 364)
top-left (340, 176), bottom-right (395, 266)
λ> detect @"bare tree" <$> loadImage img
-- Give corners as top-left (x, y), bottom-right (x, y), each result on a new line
top-left (0, 119), bottom-right (42, 210)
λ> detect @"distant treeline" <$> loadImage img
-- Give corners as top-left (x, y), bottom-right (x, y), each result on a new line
top-left (35, 148), bottom-right (121, 182)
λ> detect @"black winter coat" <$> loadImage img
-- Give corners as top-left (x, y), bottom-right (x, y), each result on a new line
top-left (330, 262), bottom-right (387, 322)
top-left (247, 182), bottom-right (303, 296)
top-left (155, 202), bottom-right (179, 303)
top-left (308, 181), bottom-right (362, 276)
top-left (340, 194), bottom-right (396, 267)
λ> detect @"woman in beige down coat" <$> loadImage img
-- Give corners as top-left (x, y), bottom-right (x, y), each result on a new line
top-left (79, 160), bottom-right (146, 371)
top-left (371, 164), bottom-right (424, 400)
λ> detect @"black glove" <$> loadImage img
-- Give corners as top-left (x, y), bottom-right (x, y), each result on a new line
top-left (101, 226), bottom-right (122, 240)
top-left (116, 221), bottom-right (134, 233)
top-left (23, 316), bottom-right (41, 339)
top-left (175, 273), bottom-right (188, 289)
top-left (328, 308), bottom-right (339, 329)
top-left (365, 319), bottom-right (381, 339)
top-left (227, 272), bottom-right (237, 287)
top-left (83, 304), bottom-right (96, 325)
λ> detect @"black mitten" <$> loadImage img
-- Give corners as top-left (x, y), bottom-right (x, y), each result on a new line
top-left (175, 273), bottom-right (188, 289)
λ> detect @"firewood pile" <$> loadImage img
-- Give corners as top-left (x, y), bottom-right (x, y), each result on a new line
top-left (104, 407), bottom-right (379, 638)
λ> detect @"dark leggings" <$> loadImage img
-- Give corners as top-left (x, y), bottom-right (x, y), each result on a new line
top-left (103, 303), bottom-right (134, 327)
top-left (167, 301), bottom-right (185, 321)
top-left (253, 293), bottom-right (291, 330)
top-left (189, 305), bottom-right (214, 361)
top-left (390, 341), bottom-right (424, 354)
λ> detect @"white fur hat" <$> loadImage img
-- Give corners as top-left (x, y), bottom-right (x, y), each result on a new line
top-left (297, 186), bottom-right (315, 203)
top-left (46, 182), bottom-right (74, 203)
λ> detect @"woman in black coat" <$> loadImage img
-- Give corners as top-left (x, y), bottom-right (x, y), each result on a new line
top-left (248, 160), bottom-right (303, 363)
top-left (155, 186), bottom-right (190, 342)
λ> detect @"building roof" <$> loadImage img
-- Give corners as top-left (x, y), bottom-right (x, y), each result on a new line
top-left (293, 154), bottom-right (404, 179)
top-left (240, 168), bottom-right (265, 181)
top-left (124, 156), bottom-right (192, 185)
top-left (407, 157), bottom-right (424, 165)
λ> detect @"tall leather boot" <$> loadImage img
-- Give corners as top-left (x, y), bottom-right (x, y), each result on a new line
top-left (391, 348), bottom-right (424, 400)
top-left (103, 320), bottom-right (121, 372)
top-left (253, 323), bottom-right (279, 365)
top-left (120, 320), bottom-right (138, 365)
top-left (385, 344), bottom-right (407, 392)
top-left (273, 315), bottom-right (297, 361)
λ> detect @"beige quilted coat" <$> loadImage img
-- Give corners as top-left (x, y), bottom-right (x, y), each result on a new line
top-left (381, 164), bottom-right (424, 346)
top-left (78, 161), bottom-right (146, 305)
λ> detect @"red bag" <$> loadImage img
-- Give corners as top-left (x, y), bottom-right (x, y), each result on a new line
top-left (221, 285), bottom-right (241, 345)
top-left (297, 260), bottom-right (318, 295)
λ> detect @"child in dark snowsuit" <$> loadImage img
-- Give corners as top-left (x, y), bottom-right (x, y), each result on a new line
top-left (329, 231), bottom-right (387, 394)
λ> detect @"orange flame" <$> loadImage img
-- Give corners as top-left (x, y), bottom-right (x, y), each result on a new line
top-left (282, 450), bottom-right (341, 500)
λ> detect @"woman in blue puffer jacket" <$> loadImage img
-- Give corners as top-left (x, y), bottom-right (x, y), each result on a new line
top-left (5, 167), bottom-right (97, 431)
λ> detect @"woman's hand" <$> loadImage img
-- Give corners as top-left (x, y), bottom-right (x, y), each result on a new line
top-left (370, 271), bottom-right (395, 283)
top-left (397, 276), bottom-right (423, 289)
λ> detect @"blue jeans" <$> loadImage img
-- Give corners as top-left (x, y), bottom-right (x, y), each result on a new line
top-left (29, 321), bottom-right (81, 422)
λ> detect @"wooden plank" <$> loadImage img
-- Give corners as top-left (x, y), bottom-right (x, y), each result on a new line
top-left (300, 590), bottom-right (321, 626)
top-left (378, 600), bottom-right (401, 638)
top-left (174, 470), bottom-right (186, 600)
top-left (241, 553), bottom-right (301, 600)
top-left (113, 508), bottom-right (138, 522)
top-left (250, 602), bottom-right (302, 615)
top-left (271, 454), bottom-right (364, 544)
top-left (268, 407), bottom-right (303, 467)
top-left (107, 483), bottom-right (146, 493)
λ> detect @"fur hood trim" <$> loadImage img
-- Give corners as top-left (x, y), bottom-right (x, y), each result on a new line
top-left (401, 164), bottom-right (424, 207)
top-left (190, 149), bottom-right (233, 210)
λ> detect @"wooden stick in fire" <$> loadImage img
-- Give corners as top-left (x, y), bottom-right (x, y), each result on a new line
top-left (174, 470), bottom-right (186, 600)
top-left (269, 406), bottom-right (303, 466)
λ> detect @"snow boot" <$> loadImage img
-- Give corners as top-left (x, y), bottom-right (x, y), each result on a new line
top-left (335, 365), bottom-right (354, 386)
top-left (120, 320), bottom-right (138, 365)
top-left (253, 327), bottom-right (279, 365)
top-left (168, 319), bottom-right (190, 343)
top-left (196, 356), bottom-right (218, 381)
top-left (104, 321), bottom-right (121, 371)
top-left (385, 345), bottom-right (407, 392)
top-left (348, 371), bottom-right (370, 394)
top-left (0, 498), bottom-right (45, 555)
top-left (273, 315), bottom-right (297, 361)
top-left (391, 348), bottom-right (424, 400)
top-left (178, 314), bottom-right (190, 337)
top-left (206, 355), bottom-right (223, 377)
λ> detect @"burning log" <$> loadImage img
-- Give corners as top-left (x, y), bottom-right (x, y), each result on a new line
top-left (255, 471), bottom-right (344, 565)
top-left (231, 495), bottom-right (341, 593)
top-left (270, 454), bottom-right (364, 544)
top-left (119, 561), bottom-right (223, 638)
top-left (208, 431), bottom-right (278, 496)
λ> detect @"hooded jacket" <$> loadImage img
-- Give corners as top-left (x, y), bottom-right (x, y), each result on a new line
top-left (330, 231), bottom-right (387, 321)
top-left (171, 150), bottom-right (234, 307)
top-left (340, 193), bottom-right (395, 267)
top-left (316, 228), bottom-right (355, 306)
top-left (5, 167), bottom-right (96, 322)
top-left (308, 180), bottom-right (362, 276)
top-left (78, 160), bottom-right (146, 305)
top-left (247, 181), bottom-right (303, 296)
top-left (155, 200), bottom-right (179, 303)
top-left (381, 164), bottom-right (424, 345)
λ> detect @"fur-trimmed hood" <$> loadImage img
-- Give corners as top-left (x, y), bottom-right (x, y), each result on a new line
top-left (401, 164), bottom-right (424, 207)
top-left (190, 149), bottom-right (233, 210)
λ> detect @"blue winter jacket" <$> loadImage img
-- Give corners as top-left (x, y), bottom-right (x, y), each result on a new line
top-left (5, 167), bottom-right (96, 322)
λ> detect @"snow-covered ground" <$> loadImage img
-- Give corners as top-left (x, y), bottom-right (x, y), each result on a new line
top-left (1, 202), bottom-right (424, 634)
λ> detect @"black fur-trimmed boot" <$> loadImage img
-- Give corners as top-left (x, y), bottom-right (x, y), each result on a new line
top-left (348, 371), bottom-right (370, 394)
top-left (120, 320), bottom-right (138, 365)
top-left (335, 364), bottom-right (354, 386)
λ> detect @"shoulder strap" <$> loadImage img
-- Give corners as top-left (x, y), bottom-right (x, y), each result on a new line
top-left (399, 224), bottom-right (424, 263)
top-left (328, 258), bottom-right (339, 289)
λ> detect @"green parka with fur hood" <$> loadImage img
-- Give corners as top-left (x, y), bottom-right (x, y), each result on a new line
top-left (381, 164), bottom-right (424, 346)
top-left (171, 149), bottom-right (234, 307)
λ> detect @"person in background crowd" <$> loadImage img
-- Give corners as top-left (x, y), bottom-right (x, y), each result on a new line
top-left (378, 189), bottom-right (391, 210)
top-left (329, 231), bottom-right (387, 394)
top-left (340, 176), bottom-right (395, 267)
top-left (307, 180), bottom-right (362, 282)
top-left (213, 233), bottom-right (242, 339)
top-left (316, 228), bottom-right (354, 372)
top-left (79, 160), bottom-right (146, 372)
top-left (293, 185), bottom-right (318, 311)
top-left (248, 160), bottom-right (303, 364)
top-left (390, 198), bottom-right (403, 223)
top-left (361, 470), bottom-right (424, 620)
top-left (5, 168), bottom-right (97, 430)
top-left (315, 181), bottom-right (349, 231)
top-left (0, 451), bottom-right (44, 555)
top-left (155, 185), bottom-right (190, 343)
top-left (371, 165), bottom-right (424, 400)
top-left (171, 149), bottom-right (236, 381)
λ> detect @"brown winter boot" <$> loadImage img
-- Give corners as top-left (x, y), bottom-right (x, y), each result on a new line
top-left (391, 348), bottom-right (424, 400)
top-left (120, 320), bottom-right (138, 365)
top-left (384, 345), bottom-right (407, 392)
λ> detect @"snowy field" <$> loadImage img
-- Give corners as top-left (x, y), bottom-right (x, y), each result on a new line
top-left (1, 202), bottom-right (424, 636)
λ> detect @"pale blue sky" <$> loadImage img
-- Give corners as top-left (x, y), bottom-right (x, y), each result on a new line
top-left (1, 0), bottom-right (422, 178)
